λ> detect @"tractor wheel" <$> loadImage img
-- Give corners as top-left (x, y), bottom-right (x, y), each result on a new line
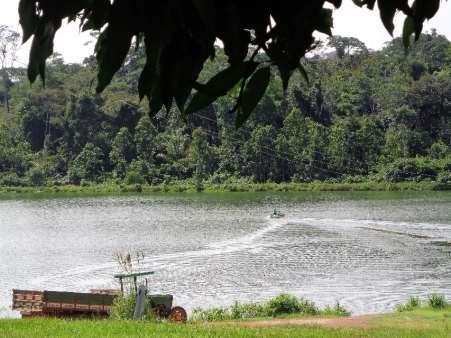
top-left (169, 306), bottom-right (187, 323)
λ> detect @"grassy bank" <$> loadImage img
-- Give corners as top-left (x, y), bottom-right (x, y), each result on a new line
top-left (0, 306), bottom-right (449, 338)
top-left (0, 180), bottom-right (448, 199)
top-left (2, 294), bottom-right (449, 337)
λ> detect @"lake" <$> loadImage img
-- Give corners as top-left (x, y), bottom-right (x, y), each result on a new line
top-left (0, 191), bottom-right (450, 317)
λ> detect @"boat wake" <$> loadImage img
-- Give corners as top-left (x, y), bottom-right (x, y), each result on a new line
top-left (30, 216), bottom-right (450, 289)
top-left (31, 217), bottom-right (291, 287)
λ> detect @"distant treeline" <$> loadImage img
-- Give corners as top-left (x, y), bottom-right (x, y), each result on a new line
top-left (0, 32), bottom-right (450, 188)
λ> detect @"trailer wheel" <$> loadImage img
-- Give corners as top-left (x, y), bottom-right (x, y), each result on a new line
top-left (169, 306), bottom-right (187, 323)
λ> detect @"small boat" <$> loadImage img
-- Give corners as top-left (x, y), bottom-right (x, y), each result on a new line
top-left (270, 209), bottom-right (285, 219)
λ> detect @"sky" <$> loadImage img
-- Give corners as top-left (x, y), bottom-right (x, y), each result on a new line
top-left (1, 0), bottom-right (451, 66)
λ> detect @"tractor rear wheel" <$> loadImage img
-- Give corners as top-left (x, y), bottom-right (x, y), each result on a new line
top-left (169, 306), bottom-right (187, 323)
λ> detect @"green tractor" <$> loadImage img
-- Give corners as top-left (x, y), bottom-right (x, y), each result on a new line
top-left (114, 271), bottom-right (187, 323)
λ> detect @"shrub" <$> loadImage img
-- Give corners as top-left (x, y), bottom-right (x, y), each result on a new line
top-left (191, 307), bottom-right (230, 321)
top-left (67, 165), bottom-right (83, 185)
top-left (190, 294), bottom-right (346, 322)
top-left (125, 170), bottom-right (145, 185)
top-left (436, 171), bottom-right (451, 184)
top-left (0, 172), bottom-right (27, 187)
top-left (266, 294), bottom-right (318, 316)
top-left (109, 293), bottom-right (136, 320)
top-left (343, 175), bottom-right (367, 184)
top-left (68, 143), bottom-right (104, 183)
top-left (323, 302), bottom-right (351, 316)
top-left (429, 141), bottom-right (449, 159)
top-left (428, 294), bottom-right (447, 309)
top-left (296, 298), bottom-right (320, 315)
top-left (230, 302), bottom-right (266, 319)
top-left (381, 158), bottom-right (437, 182)
top-left (208, 172), bottom-right (233, 185)
top-left (27, 166), bottom-right (46, 186)
top-left (109, 293), bottom-right (155, 321)
top-left (80, 179), bottom-right (91, 187)
top-left (396, 297), bottom-right (421, 312)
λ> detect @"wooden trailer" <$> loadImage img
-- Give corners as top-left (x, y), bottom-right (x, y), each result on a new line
top-left (12, 289), bottom-right (117, 318)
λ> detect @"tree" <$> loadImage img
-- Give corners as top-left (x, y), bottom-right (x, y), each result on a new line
top-left (110, 127), bottom-right (135, 178)
top-left (275, 108), bottom-right (309, 181)
top-left (0, 124), bottom-right (30, 175)
top-left (134, 114), bottom-right (157, 163)
top-left (0, 26), bottom-right (20, 114)
top-left (328, 36), bottom-right (368, 59)
top-left (329, 117), bottom-right (363, 175)
top-left (19, 0), bottom-right (444, 125)
top-left (67, 143), bottom-right (104, 184)
top-left (242, 125), bottom-right (276, 182)
top-left (357, 116), bottom-right (385, 171)
top-left (189, 128), bottom-right (212, 190)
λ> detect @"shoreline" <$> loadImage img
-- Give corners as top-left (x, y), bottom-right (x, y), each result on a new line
top-left (0, 181), bottom-right (449, 199)
top-left (0, 307), bottom-right (449, 337)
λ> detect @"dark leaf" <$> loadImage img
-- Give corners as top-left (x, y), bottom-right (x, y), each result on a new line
top-left (18, 0), bottom-right (38, 43)
top-left (316, 9), bottom-right (334, 36)
top-left (236, 66), bottom-right (271, 127)
top-left (327, 0), bottom-right (342, 8)
top-left (402, 16), bottom-right (415, 50)
top-left (28, 20), bottom-right (61, 84)
top-left (186, 61), bottom-right (258, 115)
top-left (378, 0), bottom-right (410, 36)
top-left (95, 24), bottom-right (133, 93)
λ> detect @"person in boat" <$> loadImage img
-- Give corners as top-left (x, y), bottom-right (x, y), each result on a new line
top-left (272, 208), bottom-right (284, 217)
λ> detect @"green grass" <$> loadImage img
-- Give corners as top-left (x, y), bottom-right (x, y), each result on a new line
top-left (369, 307), bottom-right (451, 336)
top-left (0, 180), bottom-right (447, 200)
top-left (191, 294), bottom-right (349, 321)
top-left (396, 294), bottom-right (448, 312)
top-left (0, 307), bottom-right (449, 338)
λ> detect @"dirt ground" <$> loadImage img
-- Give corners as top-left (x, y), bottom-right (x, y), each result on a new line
top-left (231, 315), bottom-right (375, 329)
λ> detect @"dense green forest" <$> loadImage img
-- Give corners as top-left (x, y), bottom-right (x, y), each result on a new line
top-left (0, 31), bottom-right (450, 188)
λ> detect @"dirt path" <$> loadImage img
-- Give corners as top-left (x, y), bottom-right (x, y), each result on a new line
top-left (231, 315), bottom-right (375, 329)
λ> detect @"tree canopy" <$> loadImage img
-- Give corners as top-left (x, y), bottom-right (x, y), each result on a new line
top-left (1, 30), bottom-right (450, 187)
top-left (20, 0), bottom-right (444, 125)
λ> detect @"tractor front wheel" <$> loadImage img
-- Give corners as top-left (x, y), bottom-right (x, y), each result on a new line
top-left (169, 306), bottom-right (187, 323)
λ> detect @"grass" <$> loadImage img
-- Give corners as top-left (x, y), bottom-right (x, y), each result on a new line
top-left (0, 180), bottom-right (447, 200)
top-left (0, 307), bottom-right (449, 338)
top-left (369, 307), bottom-right (451, 336)
top-left (1, 295), bottom-right (449, 337)
top-left (190, 294), bottom-right (349, 321)
top-left (396, 294), bottom-right (448, 312)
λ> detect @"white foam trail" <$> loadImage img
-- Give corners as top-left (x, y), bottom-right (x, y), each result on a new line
top-left (31, 216), bottom-right (450, 287)
top-left (289, 217), bottom-right (451, 240)
top-left (208, 216), bottom-right (289, 250)
top-left (31, 217), bottom-right (291, 286)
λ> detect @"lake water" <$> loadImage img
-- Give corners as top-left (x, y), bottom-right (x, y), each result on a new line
top-left (0, 191), bottom-right (450, 317)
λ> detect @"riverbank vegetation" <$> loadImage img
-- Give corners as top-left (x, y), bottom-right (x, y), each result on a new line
top-left (0, 181), bottom-right (447, 200)
top-left (396, 294), bottom-right (448, 312)
top-left (1, 301), bottom-right (449, 338)
top-left (190, 294), bottom-right (350, 321)
top-left (1, 31), bottom-right (450, 190)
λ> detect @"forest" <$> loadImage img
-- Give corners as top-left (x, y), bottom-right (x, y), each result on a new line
top-left (0, 30), bottom-right (450, 189)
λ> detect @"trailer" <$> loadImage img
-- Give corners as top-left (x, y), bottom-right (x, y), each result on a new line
top-left (12, 289), bottom-right (116, 318)
top-left (12, 271), bottom-right (187, 322)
